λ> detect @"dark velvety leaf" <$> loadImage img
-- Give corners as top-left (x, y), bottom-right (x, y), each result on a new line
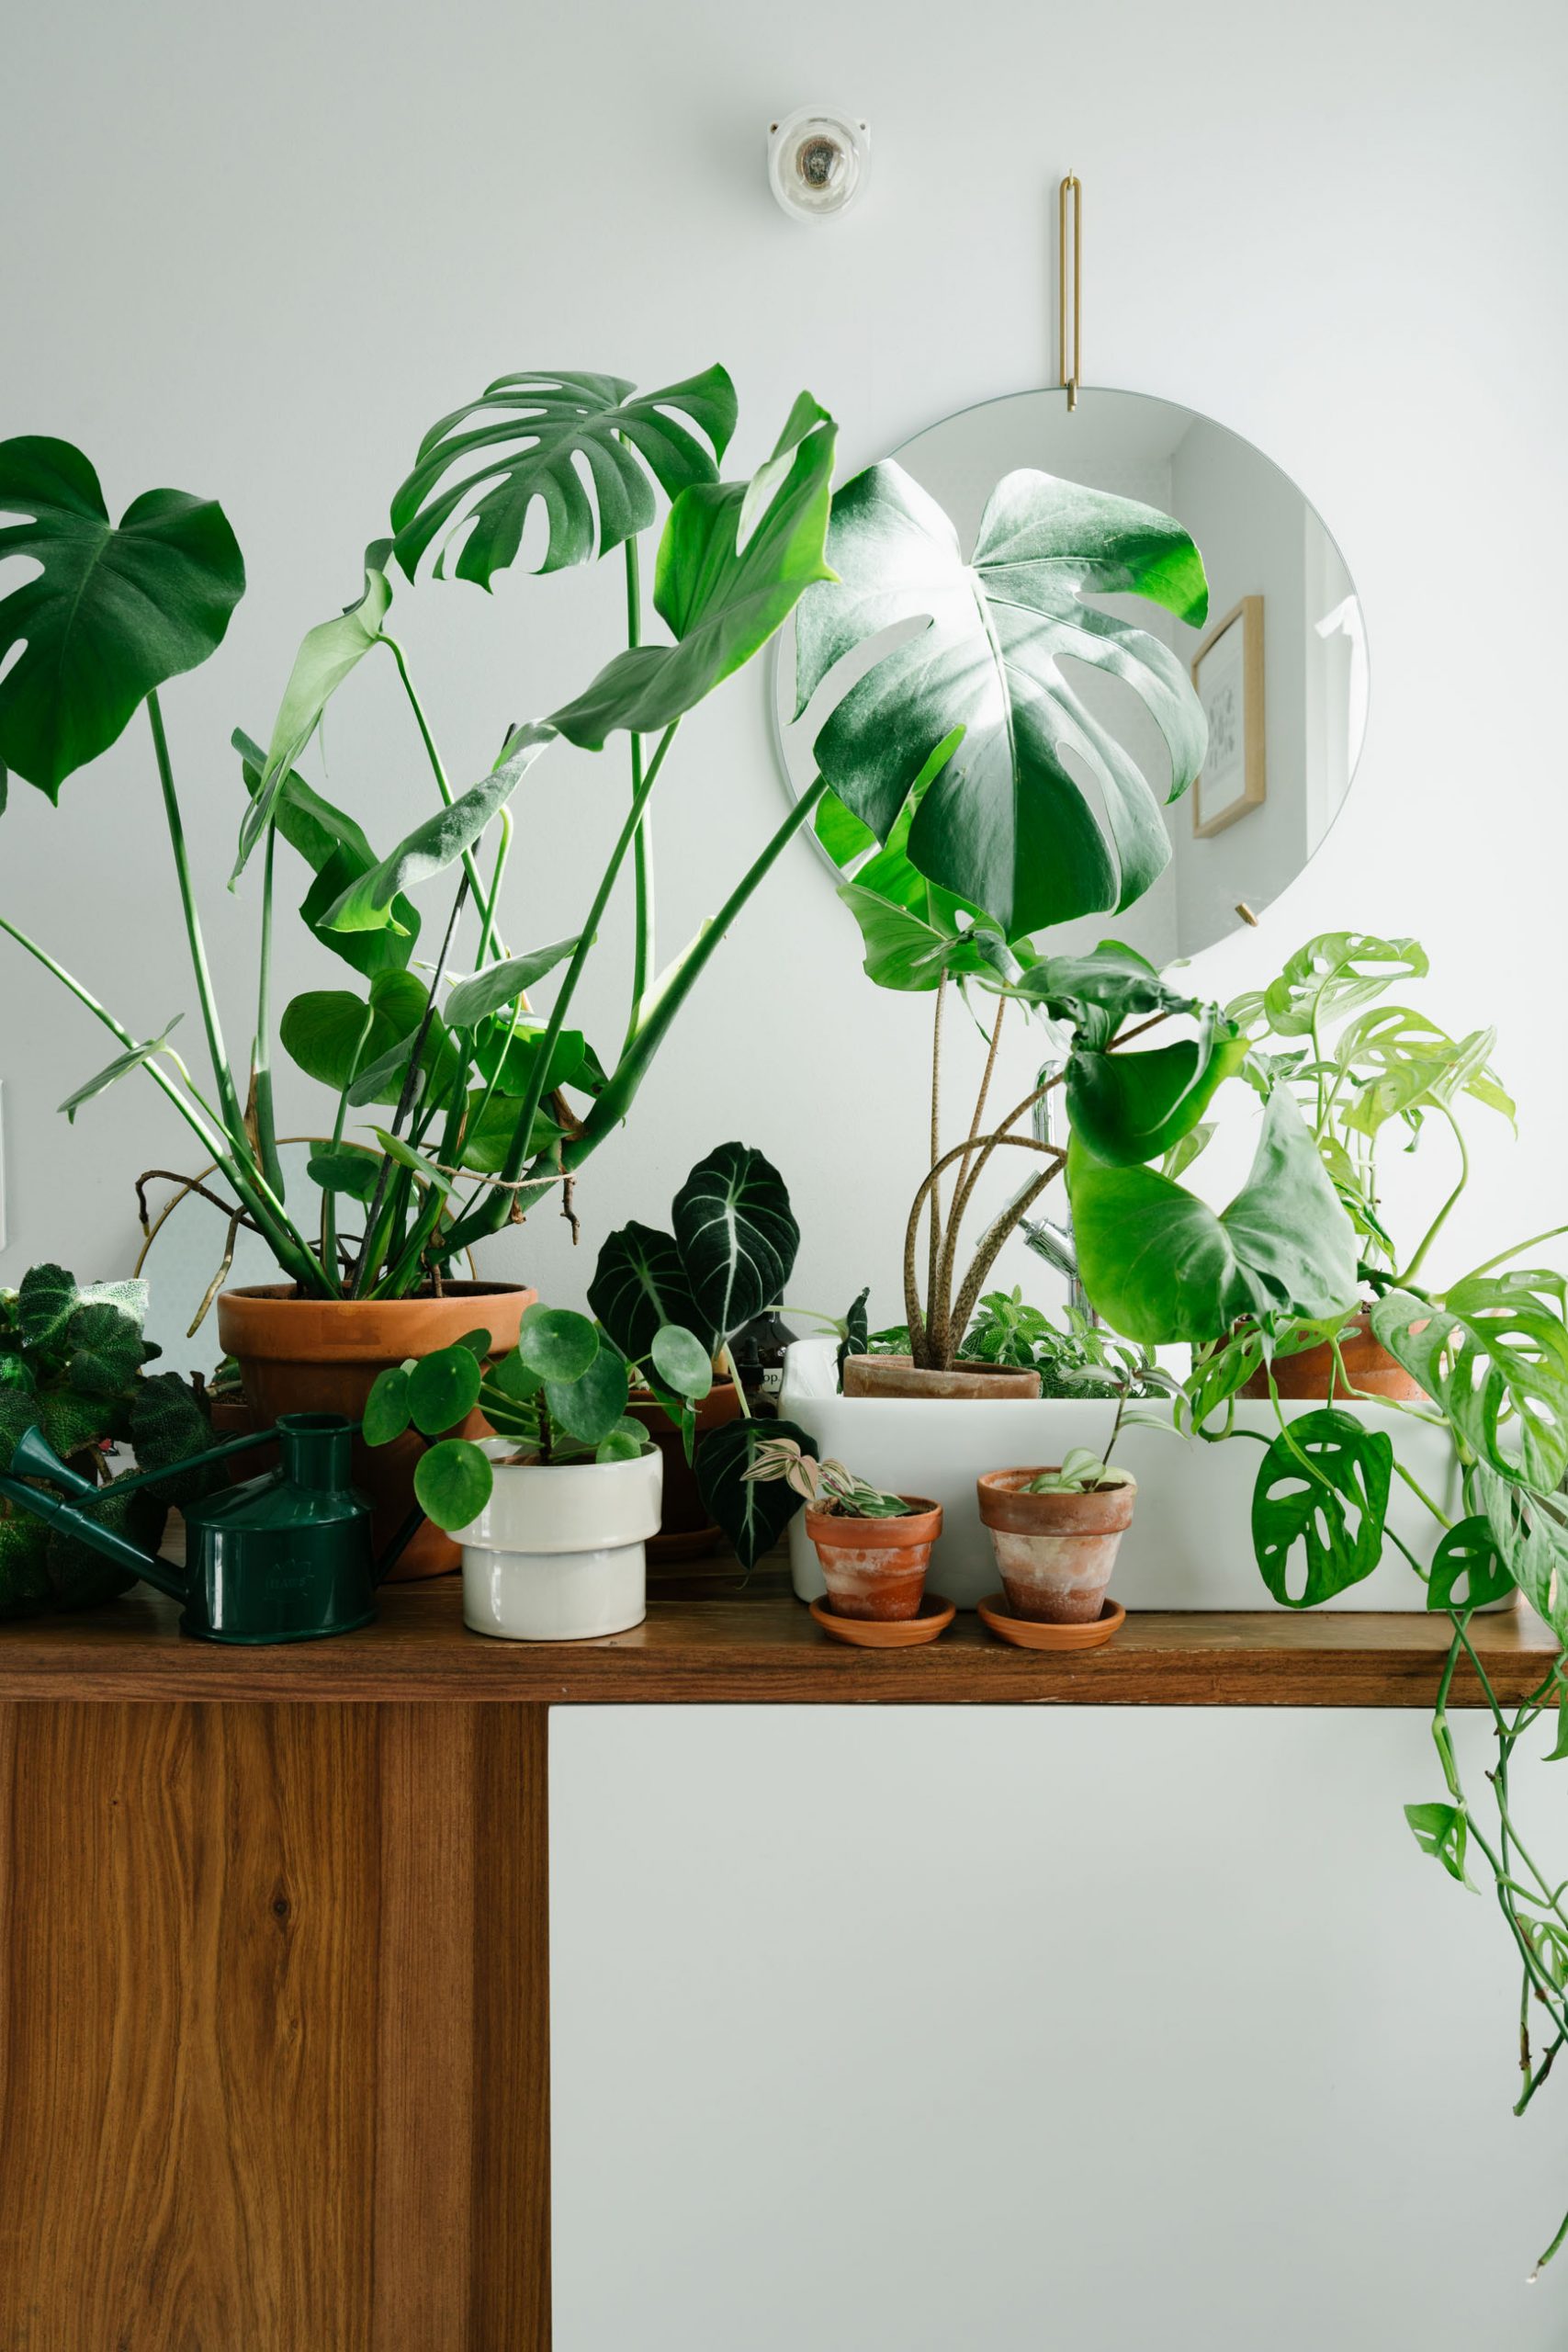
top-left (793, 463), bottom-right (1207, 936)
top-left (1251, 1408), bottom-right (1393, 1606)
top-left (696, 1415), bottom-right (819, 1572)
top-left (0, 1510), bottom-right (52, 1618)
top-left (127, 1373), bottom-right (222, 1507)
top-left (590, 1223), bottom-right (708, 1362)
top-left (390, 367), bottom-right (738, 584)
top-left (65, 1299), bottom-right (148, 1397)
top-left (671, 1143), bottom-right (799, 1347)
top-left (44, 1478), bottom-right (155, 1611)
top-left (1069, 1091), bottom-right (1359, 1346)
top-left (0, 437), bottom-right (244, 798)
top-left (547, 394), bottom-right (837, 748)
top-left (16, 1263), bottom-right (79, 1354)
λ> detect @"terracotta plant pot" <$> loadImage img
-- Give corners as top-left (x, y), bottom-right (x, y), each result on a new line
top-left (216, 1283), bottom-right (534, 1581)
top-left (628, 1380), bottom-right (744, 1562)
top-left (1240, 1309), bottom-right (1421, 1402)
top-left (976, 1468), bottom-right (1137, 1623)
top-left (805, 1497), bottom-right (942, 1621)
top-left (841, 1354), bottom-right (1042, 1401)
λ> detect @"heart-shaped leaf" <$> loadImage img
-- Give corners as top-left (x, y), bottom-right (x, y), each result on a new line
top-left (547, 394), bottom-right (838, 748)
top-left (1066, 1012), bottom-right (1248, 1167)
top-left (1372, 1277), bottom-right (1568, 1491)
top-left (390, 366), bottom-right (738, 583)
top-left (232, 541), bottom-right (392, 883)
top-left (672, 1142), bottom-right (799, 1347)
top-left (322, 723), bottom-right (557, 934)
top-left (307, 1141), bottom-right (381, 1201)
top-left (1251, 1407), bottom-right (1393, 1606)
top-left (793, 463), bottom-right (1207, 936)
top-left (1427, 1515), bottom-right (1515, 1612)
top-left (58, 1017), bottom-right (183, 1124)
top-left (280, 970), bottom-right (436, 1096)
top-left (1069, 1089), bottom-right (1359, 1346)
top-left (696, 1414), bottom-right (819, 1573)
top-left (590, 1223), bottom-right (708, 1362)
top-left (0, 437), bottom-right (244, 798)
top-left (413, 1438), bottom-right (493, 1532)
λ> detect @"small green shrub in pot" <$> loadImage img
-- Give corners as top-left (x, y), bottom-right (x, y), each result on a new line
top-left (746, 1435), bottom-right (941, 1623)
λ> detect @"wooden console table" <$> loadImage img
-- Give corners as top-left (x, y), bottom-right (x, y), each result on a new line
top-left (0, 1572), bottom-right (1550, 2349)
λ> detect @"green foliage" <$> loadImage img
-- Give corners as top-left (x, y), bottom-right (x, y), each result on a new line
top-left (1249, 1408), bottom-right (1393, 1607)
top-left (794, 464), bottom-right (1207, 938)
top-left (1404, 1802), bottom-right (1472, 1888)
top-left (389, 367), bottom-right (738, 583)
top-left (1371, 1277), bottom-right (1568, 1492)
top-left (0, 1266), bottom-right (213, 1617)
top-left (58, 1019), bottom-right (184, 1124)
top-left (234, 729), bottom-right (422, 978)
top-left (1020, 1450), bottom-right (1129, 1495)
top-left (321, 725), bottom-right (558, 935)
top-left (588, 1225), bottom-right (705, 1362)
top-left (413, 1439), bottom-right (493, 1532)
top-left (671, 1142), bottom-right (799, 1349)
top-left (548, 394), bottom-right (838, 748)
top-left (963, 1289), bottom-right (1167, 1400)
top-left (698, 1418), bottom-right (822, 1569)
top-left (1426, 1516), bottom-right (1513, 1612)
top-left (1069, 1091), bottom-right (1359, 1347)
top-left (444, 937), bottom-right (581, 1029)
top-left (1065, 1012), bottom-right (1248, 1168)
top-left (0, 437), bottom-right (244, 798)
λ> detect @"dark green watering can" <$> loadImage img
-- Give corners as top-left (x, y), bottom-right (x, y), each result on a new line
top-left (0, 1412), bottom-right (418, 1644)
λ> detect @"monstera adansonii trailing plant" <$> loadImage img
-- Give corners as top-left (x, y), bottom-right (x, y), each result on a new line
top-left (781, 463), bottom-right (1213, 1370)
top-left (0, 370), bottom-right (840, 1304)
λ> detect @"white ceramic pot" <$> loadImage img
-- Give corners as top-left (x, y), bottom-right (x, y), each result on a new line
top-left (455, 1448), bottom-right (663, 1641)
top-left (779, 1337), bottom-right (1486, 1614)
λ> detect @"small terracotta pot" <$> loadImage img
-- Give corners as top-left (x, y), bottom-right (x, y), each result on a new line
top-left (805, 1497), bottom-right (942, 1621)
top-left (1239, 1309), bottom-right (1421, 1402)
top-left (628, 1380), bottom-right (744, 1561)
top-left (841, 1354), bottom-right (1042, 1401)
top-left (976, 1468), bottom-right (1137, 1624)
top-left (216, 1282), bottom-right (534, 1580)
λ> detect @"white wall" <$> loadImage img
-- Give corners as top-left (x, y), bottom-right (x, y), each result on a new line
top-left (6, 0), bottom-right (1568, 2339)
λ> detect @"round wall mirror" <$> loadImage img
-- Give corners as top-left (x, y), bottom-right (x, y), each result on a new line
top-left (772, 386), bottom-right (1369, 962)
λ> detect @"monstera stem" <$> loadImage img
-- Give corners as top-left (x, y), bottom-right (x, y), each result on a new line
top-left (0, 910), bottom-right (326, 1295)
top-left (624, 533), bottom-right (653, 1034)
top-left (147, 692), bottom-right (247, 1148)
top-left (381, 632), bottom-right (510, 960)
top-left (251, 819), bottom-right (286, 1201)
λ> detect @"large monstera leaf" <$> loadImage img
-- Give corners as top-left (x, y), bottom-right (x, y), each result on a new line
top-left (0, 437), bottom-right (244, 799)
top-left (793, 462), bottom-right (1208, 937)
top-left (1068, 1088), bottom-right (1359, 1346)
top-left (389, 367), bottom-right (738, 584)
top-left (547, 393), bottom-right (837, 749)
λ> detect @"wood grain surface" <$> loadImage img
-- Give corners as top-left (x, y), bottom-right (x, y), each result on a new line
top-left (0, 1569), bottom-right (1551, 1707)
top-left (0, 1701), bottom-right (548, 2351)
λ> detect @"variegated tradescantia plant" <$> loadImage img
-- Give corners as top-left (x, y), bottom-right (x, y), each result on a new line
top-left (0, 373), bottom-right (840, 1306)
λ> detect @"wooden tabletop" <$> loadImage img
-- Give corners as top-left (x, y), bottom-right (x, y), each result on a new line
top-left (0, 1566), bottom-right (1551, 1706)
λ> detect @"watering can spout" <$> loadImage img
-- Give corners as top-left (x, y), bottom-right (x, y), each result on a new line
top-left (0, 1424), bottom-right (186, 1600)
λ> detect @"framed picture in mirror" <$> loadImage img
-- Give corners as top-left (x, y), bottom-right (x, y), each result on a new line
top-left (1191, 594), bottom-right (1266, 837)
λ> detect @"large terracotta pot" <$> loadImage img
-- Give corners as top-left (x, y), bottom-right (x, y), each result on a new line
top-left (216, 1283), bottom-right (534, 1580)
top-left (628, 1381), bottom-right (744, 1561)
top-left (841, 1354), bottom-right (1042, 1401)
top-left (1240, 1309), bottom-right (1421, 1403)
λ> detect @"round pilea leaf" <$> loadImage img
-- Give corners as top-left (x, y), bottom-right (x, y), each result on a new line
top-left (517, 1307), bottom-right (599, 1385)
top-left (650, 1324), bottom-right (713, 1401)
top-left (362, 1363), bottom-right (413, 1447)
top-left (596, 1420), bottom-right (650, 1463)
top-left (408, 1345), bottom-right (482, 1437)
top-left (547, 1345), bottom-right (629, 1445)
top-left (413, 1438), bottom-right (493, 1532)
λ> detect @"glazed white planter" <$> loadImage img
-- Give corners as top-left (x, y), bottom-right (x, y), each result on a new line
top-left (456, 1448), bottom-right (663, 1641)
top-left (780, 1337), bottom-right (1482, 1614)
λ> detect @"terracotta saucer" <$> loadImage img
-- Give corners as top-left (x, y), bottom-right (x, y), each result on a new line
top-left (809, 1593), bottom-right (956, 1648)
top-left (976, 1594), bottom-right (1125, 1651)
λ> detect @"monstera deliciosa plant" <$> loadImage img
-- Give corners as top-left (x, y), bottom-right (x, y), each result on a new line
top-left (786, 463), bottom-right (1214, 1373)
top-left (0, 370), bottom-right (838, 1303)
